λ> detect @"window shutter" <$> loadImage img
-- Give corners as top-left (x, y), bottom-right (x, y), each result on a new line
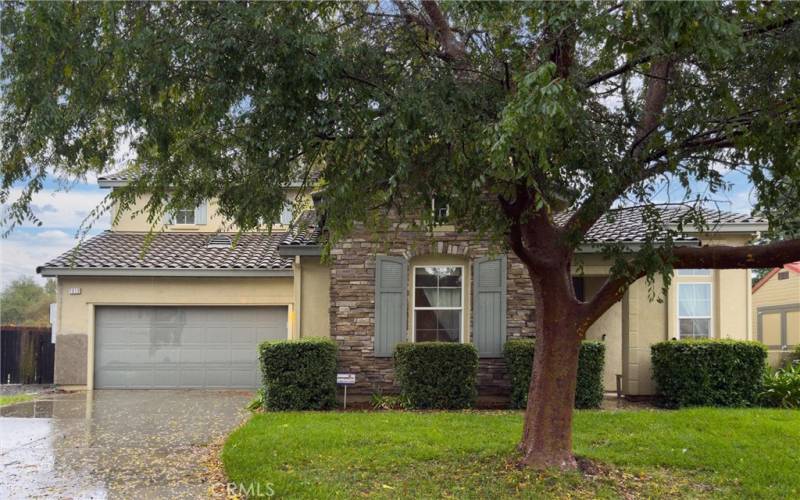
top-left (194, 201), bottom-right (208, 225)
top-left (374, 255), bottom-right (408, 357)
top-left (162, 209), bottom-right (174, 227)
top-left (162, 196), bottom-right (174, 226)
top-left (473, 256), bottom-right (507, 357)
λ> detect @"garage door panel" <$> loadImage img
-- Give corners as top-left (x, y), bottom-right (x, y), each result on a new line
top-left (231, 370), bottom-right (256, 387)
top-left (95, 306), bottom-right (287, 389)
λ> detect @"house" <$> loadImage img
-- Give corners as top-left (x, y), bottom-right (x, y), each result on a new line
top-left (37, 174), bottom-right (767, 396)
top-left (752, 262), bottom-right (800, 366)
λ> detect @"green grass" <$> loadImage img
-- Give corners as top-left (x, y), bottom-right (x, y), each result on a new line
top-left (0, 394), bottom-right (34, 406)
top-left (223, 408), bottom-right (800, 499)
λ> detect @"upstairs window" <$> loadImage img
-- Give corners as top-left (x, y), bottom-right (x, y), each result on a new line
top-left (173, 207), bottom-right (195, 225)
top-left (678, 283), bottom-right (712, 339)
top-left (778, 271), bottom-right (790, 280)
top-left (413, 266), bottom-right (463, 342)
top-left (432, 197), bottom-right (450, 224)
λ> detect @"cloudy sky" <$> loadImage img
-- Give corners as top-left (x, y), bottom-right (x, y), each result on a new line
top-left (1, 177), bottom-right (109, 289)
top-left (0, 168), bottom-right (758, 291)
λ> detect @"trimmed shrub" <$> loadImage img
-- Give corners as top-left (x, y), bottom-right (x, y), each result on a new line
top-left (504, 339), bottom-right (606, 410)
top-left (259, 337), bottom-right (338, 410)
top-left (651, 339), bottom-right (767, 408)
top-left (394, 342), bottom-right (478, 409)
top-left (759, 363), bottom-right (800, 409)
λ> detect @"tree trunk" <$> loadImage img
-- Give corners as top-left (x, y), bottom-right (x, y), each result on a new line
top-left (519, 267), bottom-right (583, 470)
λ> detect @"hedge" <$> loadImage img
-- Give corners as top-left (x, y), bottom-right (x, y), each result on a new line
top-left (504, 339), bottom-right (605, 409)
top-left (259, 337), bottom-right (338, 410)
top-left (651, 339), bottom-right (767, 408)
top-left (394, 342), bottom-right (478, 409)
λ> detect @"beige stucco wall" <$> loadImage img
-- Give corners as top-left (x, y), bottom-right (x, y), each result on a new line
top-left (584, 277), bottom-right (623, 392)
top-left (110, 191), bottom-right (305, 233)
top-left (575, 245), bottom-right (754, 396)
top-left (297, 257), bottom-right (332, 338)
top-left (54, 275), bottom-right (294, 389)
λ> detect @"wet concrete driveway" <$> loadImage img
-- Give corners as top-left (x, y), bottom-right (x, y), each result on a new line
top-left (0, 390), bottom-right (253, 499)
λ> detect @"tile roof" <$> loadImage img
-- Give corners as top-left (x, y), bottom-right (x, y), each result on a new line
top-left (553, 206), bottom-right (766, 244)
top-left (37, 206), bottom-right (764, 274)
top-left (281, 210), bottom-right (324, 247)
top-left (37, 231), bottom-right (292, 272)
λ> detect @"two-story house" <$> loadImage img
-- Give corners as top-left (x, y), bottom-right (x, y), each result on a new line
top-left (38, 172), bottom-right (766, 397)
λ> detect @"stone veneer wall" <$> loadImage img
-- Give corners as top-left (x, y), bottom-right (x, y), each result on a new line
top-left (329, 226), bottom-right (537, 396)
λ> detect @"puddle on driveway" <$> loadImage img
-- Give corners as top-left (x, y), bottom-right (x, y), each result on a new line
top-left (0, 390), bottom-right (253, 499)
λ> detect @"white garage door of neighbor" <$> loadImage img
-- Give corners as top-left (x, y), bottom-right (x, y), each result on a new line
top-left (94, 306), bottom-right (287, 389)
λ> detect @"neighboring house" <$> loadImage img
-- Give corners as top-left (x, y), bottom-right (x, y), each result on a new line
top-left (752, 262), bottom-right (800, 366)
top-left (37, 174), bottom-right (766, 396)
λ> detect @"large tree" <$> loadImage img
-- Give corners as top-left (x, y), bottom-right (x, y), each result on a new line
top-left (3, 2), bottom-right (800, 469)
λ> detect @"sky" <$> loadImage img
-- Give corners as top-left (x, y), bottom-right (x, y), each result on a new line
top-left (0, 168), bottom-right (758, 291)
top-left (1, 176), bottom-right (109, 289)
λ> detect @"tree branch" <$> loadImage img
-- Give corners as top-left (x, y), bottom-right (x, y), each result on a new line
top-left (580, 238), bottom-right (800, 329)
top-left (579, 274), bottom-right (636, 329)
top-left (420, 1), bottom-right (466, 61)
top-left (585, 53), bottom-right (653, 87)
top-left (630, 58), bottom-right (672, 158)
top-left (670, 239), bottom-right (800, 269)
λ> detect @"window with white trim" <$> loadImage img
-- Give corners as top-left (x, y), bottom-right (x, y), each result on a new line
top-left (676, 269), bottom-right (711, 276)
top-left (413, 266), bottom-right (462, 342)
top-left (173, 207), bottom-right (195, 225)
top-left (678, 283), bottom-right (712, 339)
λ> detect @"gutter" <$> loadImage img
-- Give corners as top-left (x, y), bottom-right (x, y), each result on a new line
top-left (665, 223), bottom-right (769, 233)
top-left (37, 267), bottom-right (294, 278)
top-left (575, 240), bottom-right (702, 254)
top-left (97, 179), bottom-right (129, 188)
top-left (278, 245), bottom-right (323, 257)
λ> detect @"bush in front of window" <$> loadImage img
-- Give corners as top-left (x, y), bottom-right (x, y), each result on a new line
top-left (259, 337), bottom-right (338, 411)
top-left (504, 339), bottom-right (605, 410)
top-left (394, 342), bottom-right (478, 409)
top-left (651, 339), bottom-right (767, 408)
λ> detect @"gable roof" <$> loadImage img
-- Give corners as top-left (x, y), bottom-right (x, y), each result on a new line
top-left (752, 261), bottom-right (800, 293)
top-left (37, 206), bottom-right (765, 276)
top-left (37, 231), bottom-right (293, 277)
top-left (555, 206), bottom-right (765, 245)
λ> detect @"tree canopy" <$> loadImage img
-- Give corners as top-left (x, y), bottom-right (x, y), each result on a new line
top-left (0, 277), bottom-right (55, 326)
top-left (2, 2), bottom-right (799, 269)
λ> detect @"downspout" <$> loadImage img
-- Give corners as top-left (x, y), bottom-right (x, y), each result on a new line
top-left (293, 256), bottom-right (302, 338)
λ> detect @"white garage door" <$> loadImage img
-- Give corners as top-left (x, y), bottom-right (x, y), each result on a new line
top-left (94, 306), bottom-right (287, 389)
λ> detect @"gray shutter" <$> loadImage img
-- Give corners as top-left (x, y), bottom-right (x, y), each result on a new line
top-left (473, 256), bottom-right (507, 357)
top-left (194, 200), bottom-right (208, 225)
top-left (374, 255), bottom-right (408, 357)
top-left (162, 195), bottom-right (174, 226)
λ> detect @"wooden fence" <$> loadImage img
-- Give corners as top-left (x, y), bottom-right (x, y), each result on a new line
top-left (1, 325), bottom-right (54, 384)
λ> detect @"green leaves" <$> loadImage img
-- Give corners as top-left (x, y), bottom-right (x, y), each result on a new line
top-left (1, 1), bottom-right (799, 278)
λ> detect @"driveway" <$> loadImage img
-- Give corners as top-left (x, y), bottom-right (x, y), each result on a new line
top-left (0, 390), bottom-right (253, 499)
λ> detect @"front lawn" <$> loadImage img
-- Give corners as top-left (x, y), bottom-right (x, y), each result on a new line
top-left (0, 394), bottom-right (34, 407)
top-left (223, 408), bottom-right (800, 498)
